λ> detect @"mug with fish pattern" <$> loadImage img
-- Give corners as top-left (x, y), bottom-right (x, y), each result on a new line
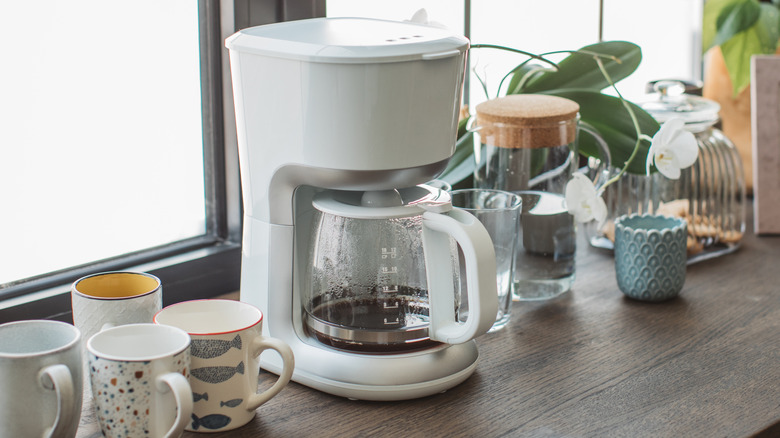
top-left (87, 324), bottom-right (193, 438)
top-left (154, 299), bottom-right (294, 432)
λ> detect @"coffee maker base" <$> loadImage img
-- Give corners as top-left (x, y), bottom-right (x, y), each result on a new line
top-left (260, 340), bottom-right (481, 401)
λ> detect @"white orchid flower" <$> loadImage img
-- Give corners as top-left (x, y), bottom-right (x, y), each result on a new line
top-left (407, 8), bottom-right (447, 29)
top-left (646, 118), bottom-right (698, 179)
top-left (565, 173), bottom-right (607, 224)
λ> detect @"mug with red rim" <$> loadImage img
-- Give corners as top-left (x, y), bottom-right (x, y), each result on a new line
top-left (154, 299), bottom-right (294, 433)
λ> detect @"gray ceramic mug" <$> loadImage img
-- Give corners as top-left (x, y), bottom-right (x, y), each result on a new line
top-left (614, 214), bottom-right (687, 302)
top-left (0, 320), bottom-right (83, 438)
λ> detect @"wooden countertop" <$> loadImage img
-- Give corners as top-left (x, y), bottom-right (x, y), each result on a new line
top-left (77, 212), bottom-right (780, 438)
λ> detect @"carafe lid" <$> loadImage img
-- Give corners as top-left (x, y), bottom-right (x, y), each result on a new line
top-left (225, 17), bottom-right (469, 64)
top-left (640, 80), bottom-right (720, 131)
top-left (312, 185), bottom-right (452, 219)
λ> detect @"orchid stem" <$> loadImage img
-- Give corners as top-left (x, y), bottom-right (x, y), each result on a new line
top-left (593, 56), bottom-right (646, 193)
top-left (541, 49), bottom-right (622, 64)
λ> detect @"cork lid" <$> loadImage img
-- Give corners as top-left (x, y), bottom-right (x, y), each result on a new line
top-left (475, 94), bottom-right (580, 149)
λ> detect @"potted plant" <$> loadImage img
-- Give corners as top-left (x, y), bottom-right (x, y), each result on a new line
top-left (441, 41), bottom-right (661, 188)
top-left (701, 0), bottom-right (780, 191)
top-left (439, 41), bottom-right (698, 245)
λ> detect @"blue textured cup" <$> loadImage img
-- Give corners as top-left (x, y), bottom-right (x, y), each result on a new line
top-left (614, 214), bottom-right (687, 302)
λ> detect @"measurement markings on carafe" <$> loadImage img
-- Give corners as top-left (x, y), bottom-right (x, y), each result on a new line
top-left (384, 314), bottom-right (401, 326)
top-left (381, 248), bottom-right (397, 259)
top-left (380, 247), bottom-right (402, 325)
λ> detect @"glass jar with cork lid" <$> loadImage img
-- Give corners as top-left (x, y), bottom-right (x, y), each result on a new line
top-left (472, 94), bottom-right (610, 300)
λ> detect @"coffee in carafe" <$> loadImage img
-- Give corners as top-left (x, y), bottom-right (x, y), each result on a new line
top-left (304, 188), bottom-right (452, 353)
top-left (302, 186), bottom-right (496, 353)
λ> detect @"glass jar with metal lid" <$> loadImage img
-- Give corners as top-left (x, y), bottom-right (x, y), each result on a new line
top-left (583, 81), bottom-right (746, 262)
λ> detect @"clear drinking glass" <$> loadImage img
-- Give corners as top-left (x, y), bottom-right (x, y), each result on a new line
top-left (449, 189), bottom-right (521, 332)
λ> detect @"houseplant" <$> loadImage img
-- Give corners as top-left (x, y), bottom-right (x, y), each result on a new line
top-left (439, 41), bottom-right (698, 224)
top-left (442, 41), bottom-right (660, 188)
top-left (703, 0), bottom-right (780, 97)
top-left (701, 0), bottom-right (780, 191)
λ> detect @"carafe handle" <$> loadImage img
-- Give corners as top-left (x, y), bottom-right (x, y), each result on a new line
top-left (422, 208), bottom-right (498, 344)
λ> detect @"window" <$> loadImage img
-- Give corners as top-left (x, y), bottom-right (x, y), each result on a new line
top-left (1, 1), bottom-right (206, 285)
top-left (327, 0), bottom-right (704, 105)
top-left (0, 0), bottom-right (246, 322)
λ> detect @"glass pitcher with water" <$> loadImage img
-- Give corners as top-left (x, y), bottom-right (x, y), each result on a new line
top-left (471, 94), bottom-right (611, 300)
top-left (302, 186), bottom-right (498, 353)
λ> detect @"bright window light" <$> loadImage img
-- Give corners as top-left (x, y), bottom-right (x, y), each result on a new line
top-left (0, 1), bottom-right (206, 285)
top-left (327, 0), bottom-right (702, 106)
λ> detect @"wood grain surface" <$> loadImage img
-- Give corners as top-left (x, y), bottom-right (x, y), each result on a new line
top-left (77, 206), bottom-right (780, 438)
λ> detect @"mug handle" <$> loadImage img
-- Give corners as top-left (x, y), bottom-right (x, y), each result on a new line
top-left (246, 337), bottom-right (294, 410)
top-left (422, 208), bottom-right (498, 344)
top-left (39, 364), bottom-right (75, 438)
top-left (156, 372), bottom-right (193, 438)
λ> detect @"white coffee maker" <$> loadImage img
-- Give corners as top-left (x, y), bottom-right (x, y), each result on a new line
top-left (225, 17), bottom-right (498, 400)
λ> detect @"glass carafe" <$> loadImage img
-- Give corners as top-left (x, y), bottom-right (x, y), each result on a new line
top-left (302, 186), bottom-right (498, 353)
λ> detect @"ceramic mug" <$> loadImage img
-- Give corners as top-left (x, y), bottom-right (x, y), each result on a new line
top-left (614, 214), bottom-right (687, 302)
top-left (0, 320), bottom-right (83, 438)
top-left (154, 299), bottom-right (295, 432)
top-left (87, 323), bottom-right (193, 438)
top-left (72, 271), bottom-right (163, 343)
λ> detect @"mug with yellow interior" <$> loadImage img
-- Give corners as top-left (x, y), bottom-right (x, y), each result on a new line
top-left (71, 271), bottom-right (163, 352)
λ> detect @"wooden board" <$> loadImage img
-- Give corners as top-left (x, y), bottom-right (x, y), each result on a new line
top-left (751, 55), bottom-right (780, 235)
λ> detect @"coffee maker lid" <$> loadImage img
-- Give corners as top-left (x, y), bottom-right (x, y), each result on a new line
top-left (225, 17), bottom-right (469, 64)
top-left (312, 185), bottom-right (452, 219)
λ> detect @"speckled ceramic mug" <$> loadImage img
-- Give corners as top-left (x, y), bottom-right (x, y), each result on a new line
top-left (614, 214), bottom-right (687, 302)
top-left (87, 323), bottom-right (193, 438)
top-left (154, 299), bottom-right (294, 433)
